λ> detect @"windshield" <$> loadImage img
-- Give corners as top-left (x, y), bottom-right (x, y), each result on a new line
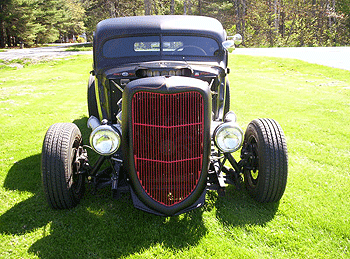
top-left (103, 35), bottom-right (220, 58)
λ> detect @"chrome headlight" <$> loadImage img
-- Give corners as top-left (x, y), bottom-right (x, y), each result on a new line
top-left (224, 111), bottom-right (237, 123)
top-left (90, 125), bottom-right (121, 155)
top-left (213, 122), bottom-right (243, 153)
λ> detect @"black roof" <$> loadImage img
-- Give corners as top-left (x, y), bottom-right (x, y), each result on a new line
top-left (95, 15), bottom-right (226, 44)
top-left (93, 15), bottom-right (227, 72)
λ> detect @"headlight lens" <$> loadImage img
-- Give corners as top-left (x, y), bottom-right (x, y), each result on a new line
top-left (90, 125), bottom-right (121, 155)
top-left (214, 123), bottom-right (243, 153)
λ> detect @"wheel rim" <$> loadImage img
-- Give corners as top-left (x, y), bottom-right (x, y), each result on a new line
top-left (70, 138), bottom-right (84, 195)
top-left (245, 136), bottom-right (259, 188)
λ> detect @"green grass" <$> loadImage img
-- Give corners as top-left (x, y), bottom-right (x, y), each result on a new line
top-left (0, 54), bottom-right (349, 258)
top-left (65, 43), bottom-right (93, 52)
top-left (0, 58), bottom-right (54, 70)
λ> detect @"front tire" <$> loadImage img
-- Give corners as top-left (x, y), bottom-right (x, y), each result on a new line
top-left (242, 118), bottom-right (288, 203)
top-left (41, 123), bottom-right (85, 209)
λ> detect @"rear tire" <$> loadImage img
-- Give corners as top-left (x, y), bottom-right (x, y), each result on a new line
top-left (41, 123), bottom-right (85, 209)
top-left (242, 118), bottom-right (288, 203)
top-left (87, 75), bottom-right (99, 118)
top-left (224, 79), bottom-right (230, 116)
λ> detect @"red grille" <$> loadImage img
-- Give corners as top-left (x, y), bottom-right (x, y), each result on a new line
top-left (132, 91), bottom-right (204, 206)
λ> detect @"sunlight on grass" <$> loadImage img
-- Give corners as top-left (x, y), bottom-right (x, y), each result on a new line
top-left (65, 43), bottom-right (93, 52)
top-left (0, 54), bottom-right (349, 258)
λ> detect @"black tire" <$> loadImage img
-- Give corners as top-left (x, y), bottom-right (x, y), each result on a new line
top-left (87, 75), bottom-right (99, 118)
top-left (224, 79), bottom-right (230, 116)
top-left (242, 118), bottom-right (288, 203)
top-left (41, 123), bottom-right (85, 209)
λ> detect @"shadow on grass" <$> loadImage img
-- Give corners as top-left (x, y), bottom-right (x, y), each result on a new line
top-left (0, 117), bottom-right (278, 258)
top-left (214, 186), bottom-right (279, 227)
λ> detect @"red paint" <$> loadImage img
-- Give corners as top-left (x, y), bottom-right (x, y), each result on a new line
top-left (132, 91), bottom-right (204, 206)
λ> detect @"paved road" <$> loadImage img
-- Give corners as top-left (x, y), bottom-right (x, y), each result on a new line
top-left (0, 43), bottom-right (92, 61)
top-left (234, 46), bottom-right (350, 71)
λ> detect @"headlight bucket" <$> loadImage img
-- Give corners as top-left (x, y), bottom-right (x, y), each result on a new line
top-left (224, 111), bottom-right (237, 123)
top-left (213, 122), bottom-right (243, 153)
top-left (90, 125), bottom-right (121, 155)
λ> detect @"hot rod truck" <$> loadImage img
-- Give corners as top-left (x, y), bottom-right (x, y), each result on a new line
top-left (41, 15), bottom-right (288, 216)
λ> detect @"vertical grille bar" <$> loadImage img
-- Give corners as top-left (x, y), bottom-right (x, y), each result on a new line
top-left (132, 91), bottom-right (204, 206)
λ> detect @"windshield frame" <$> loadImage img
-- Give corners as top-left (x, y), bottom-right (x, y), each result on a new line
top-left (102, 34), bottom-right (222, 59)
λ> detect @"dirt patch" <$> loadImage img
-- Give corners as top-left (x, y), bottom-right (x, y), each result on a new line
top-left (8, 63), bottom-right (24, 69)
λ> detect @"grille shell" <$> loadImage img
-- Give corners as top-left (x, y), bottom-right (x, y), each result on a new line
top-left (132, 91), bottom-right (204, 206)
top-left (122, 76), bottom-right (211, 215)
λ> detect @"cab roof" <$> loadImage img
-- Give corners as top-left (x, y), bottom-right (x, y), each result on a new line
top-left (93, 16), bottom-right (227, 72)
top-left (95, 15), bottom-right (226, 44)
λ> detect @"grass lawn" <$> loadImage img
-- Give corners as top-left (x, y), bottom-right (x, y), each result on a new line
top-left (65, 43), bottom-right (93, 52)
top-left (0, 54), bottom-right (349, 258)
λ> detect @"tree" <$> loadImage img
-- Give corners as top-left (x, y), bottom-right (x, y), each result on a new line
top-left (7, 0), bottom-right (43, 46)
top-left (56, 0), bottom-right (85, 42)
top-left (0, 0), bottom-right (86, 47)
top-left (145, 0), bottom-right (152, 15)
top-left (35, 0), bottom-right (61, 44)
top-left (82, 0), bottom-right (143, 40)
top-left (0, 0), bottom-right (12, 47)
top-left (1, 0), bottom-right (349, 47)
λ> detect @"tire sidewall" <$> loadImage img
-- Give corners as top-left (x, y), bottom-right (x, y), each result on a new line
top-left (242, 118), bottom-right (288, 203)
top-left (87, 75), bottom-right (99, 118)
top-left (243, 120), bottom-right (267, 197)
top-left (67, 125), bottom-right (85, 201)
top-left (41, 123), bottom-right (85, 209)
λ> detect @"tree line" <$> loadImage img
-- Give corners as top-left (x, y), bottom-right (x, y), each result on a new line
top-left (1, 0), bottom-right (349, 48)
top-left (0, 0), bottom-right (85, 48)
